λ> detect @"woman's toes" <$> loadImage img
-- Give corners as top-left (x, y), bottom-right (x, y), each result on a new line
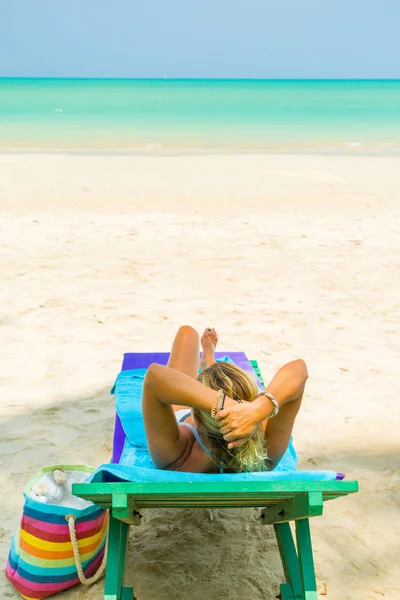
top-left (209, 330), bottom-right (218, 346)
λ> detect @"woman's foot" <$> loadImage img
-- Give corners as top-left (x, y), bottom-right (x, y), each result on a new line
top-left (200, 328), bottom-right (218, 370)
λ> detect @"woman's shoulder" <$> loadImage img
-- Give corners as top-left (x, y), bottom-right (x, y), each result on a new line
top-left (159, 424), bottom-right (195, 472)
top-left (168, 424), bottom-right (217, 473)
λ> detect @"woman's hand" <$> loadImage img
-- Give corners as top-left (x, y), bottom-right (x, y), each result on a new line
top-left (215, 398), bottom-right (265, 448)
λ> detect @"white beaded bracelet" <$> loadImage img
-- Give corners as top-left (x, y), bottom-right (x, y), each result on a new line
top-left (256, 391), bottom-right (280, 418)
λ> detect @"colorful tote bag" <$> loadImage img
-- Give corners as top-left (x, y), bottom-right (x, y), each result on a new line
top-left (5, 465), bottom-right (108, 600)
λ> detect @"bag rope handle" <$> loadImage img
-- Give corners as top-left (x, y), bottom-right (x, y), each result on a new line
top-left (66, 513), bottom-right (108, 585)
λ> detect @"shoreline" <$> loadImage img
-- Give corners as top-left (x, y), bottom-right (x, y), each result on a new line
top-left (1, 144), bottom-right (400, 157)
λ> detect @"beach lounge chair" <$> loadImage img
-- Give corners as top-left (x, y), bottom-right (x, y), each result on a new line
top-left (72, 352), bottom-right (358, 600)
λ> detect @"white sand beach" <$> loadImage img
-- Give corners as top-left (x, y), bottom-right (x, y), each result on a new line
top-left (1, 152), bottom-right (399, 600)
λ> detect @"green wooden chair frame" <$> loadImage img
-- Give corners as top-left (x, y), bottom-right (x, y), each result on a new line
top-left (72, 360), bottom-right (358, 600)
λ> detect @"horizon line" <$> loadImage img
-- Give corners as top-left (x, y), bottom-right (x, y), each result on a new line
top-left (1, 76), bottom-right (400, 82)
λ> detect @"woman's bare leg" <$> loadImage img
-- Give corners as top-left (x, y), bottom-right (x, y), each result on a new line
top-left (167, 326), bottom-right (219, 412)
top-left (167, 326), bottom-right (200, 412)
top-left (167, 325), bottom-right (200, 378)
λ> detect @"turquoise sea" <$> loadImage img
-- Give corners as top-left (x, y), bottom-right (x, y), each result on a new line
top-left (1, 79), bottom-right (400, 152)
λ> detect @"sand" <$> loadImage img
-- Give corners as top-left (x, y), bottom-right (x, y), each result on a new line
top-left (0, 152), bottom-right (399, 599)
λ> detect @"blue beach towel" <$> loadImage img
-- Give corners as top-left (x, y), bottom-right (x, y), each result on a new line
top-left (90, 364), bottom-right (340, 483)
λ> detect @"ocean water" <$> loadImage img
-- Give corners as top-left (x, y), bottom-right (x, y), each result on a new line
top-left (1, 78), bottom-right (400, 152)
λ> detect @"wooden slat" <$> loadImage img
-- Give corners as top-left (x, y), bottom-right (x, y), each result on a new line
top-left (274, 523), bottom-right (303, 598)
top-left (73, 481), bottom-right (358, 510)
top-left (73, 480), bottom-right (358, 496)
top-left (295, 519), bottom-right (318, 599)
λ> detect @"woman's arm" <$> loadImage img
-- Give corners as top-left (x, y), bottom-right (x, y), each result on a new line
top-left (142, 363), bottom-right (232, 469)
top-left (215, 360), bottom-right (308, 466)
top-left (254, 359), bottom-right (308, 421)
top-left (259, 359), bottom-right (308, 468)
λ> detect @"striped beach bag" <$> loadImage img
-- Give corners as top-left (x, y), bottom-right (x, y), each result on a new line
top-left (5, 465), bottom-right (108, 600)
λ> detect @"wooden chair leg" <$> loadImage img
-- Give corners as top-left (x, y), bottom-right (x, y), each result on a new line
top-left (274, 523), bottom-right (302, 599)
top-left (104, 516), bottom-right (133, 600)
top-left (295, 519), bottom-right (318, 600)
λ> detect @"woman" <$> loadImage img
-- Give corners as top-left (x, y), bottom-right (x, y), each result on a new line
top-left (143, 325), bottom-right (308, 473)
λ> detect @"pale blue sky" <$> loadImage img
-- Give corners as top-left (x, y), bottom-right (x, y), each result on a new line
top-left (0, 0), bottom-right (399, 78)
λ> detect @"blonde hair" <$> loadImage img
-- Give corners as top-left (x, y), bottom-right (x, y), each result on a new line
top-left (195, 362), bottom-right (268, 472)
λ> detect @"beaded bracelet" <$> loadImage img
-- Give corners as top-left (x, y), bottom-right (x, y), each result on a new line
top-left (211, 389), bottom-right (225, 419)
top-left (255, 391), bottom-right (280, 417)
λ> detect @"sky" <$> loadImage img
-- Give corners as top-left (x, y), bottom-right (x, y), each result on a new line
top-left (0, 0), bottom-right (399, 79)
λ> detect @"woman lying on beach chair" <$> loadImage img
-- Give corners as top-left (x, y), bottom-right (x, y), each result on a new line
top-left (143, 325), bottom-right (308, 474)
